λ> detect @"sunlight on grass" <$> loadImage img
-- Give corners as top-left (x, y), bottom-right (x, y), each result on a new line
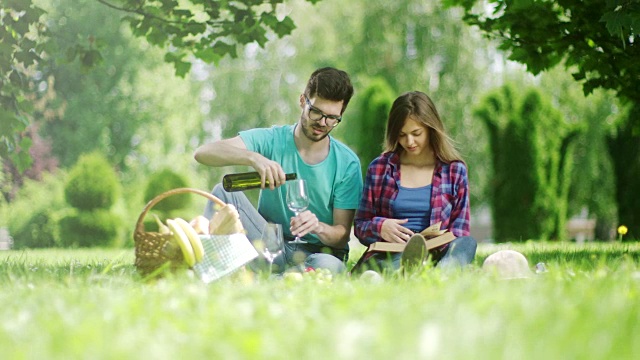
top-left (1, 242), bottom-right (639, 359)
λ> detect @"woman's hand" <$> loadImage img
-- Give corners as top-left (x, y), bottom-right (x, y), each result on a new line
top-left (380, 219), bottom-right (414, 243)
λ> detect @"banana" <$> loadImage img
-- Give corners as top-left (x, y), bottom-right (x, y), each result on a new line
top-left (153, 214), bottom-right (171, 234)
top-left (174, 217), bottom-right (205, 263)
top-left (166, 218), bottom-right (196, 267)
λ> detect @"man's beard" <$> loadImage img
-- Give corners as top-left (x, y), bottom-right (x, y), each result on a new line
top-left (300, 117), bottom-right (330, 142)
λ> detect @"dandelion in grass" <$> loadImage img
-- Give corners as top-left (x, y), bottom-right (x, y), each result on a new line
top-left (617, 225), bottom-right (628, 241)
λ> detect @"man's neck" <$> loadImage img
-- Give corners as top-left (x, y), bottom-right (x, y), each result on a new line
top-left (294, 124), bottom-right (330, 165)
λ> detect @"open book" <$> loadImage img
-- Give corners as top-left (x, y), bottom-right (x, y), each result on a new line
top-left (366, 221), bottom-right (455, 252)
top-left (349, 222), bottom-right (456, 274)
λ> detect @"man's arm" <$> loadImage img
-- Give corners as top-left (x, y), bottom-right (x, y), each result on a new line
top-left (194, 136), bottom-right (286, 189)
top-left (194, 136), bottom-right (252, 167)
top-left (291, 208), bottom-right (355, 249)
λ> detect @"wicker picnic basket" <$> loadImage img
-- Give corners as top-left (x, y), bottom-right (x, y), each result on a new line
top-left (133, 187), bottom-right (226, 276)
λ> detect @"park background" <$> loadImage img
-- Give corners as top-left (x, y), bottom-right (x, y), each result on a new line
top-left (1, 1), bottom-right (638, 247)
top-left (2, 1), bottom-right (640, 360)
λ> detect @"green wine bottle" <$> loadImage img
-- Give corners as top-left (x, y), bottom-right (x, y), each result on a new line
top-left (222, 171), bottom-right (297, 192)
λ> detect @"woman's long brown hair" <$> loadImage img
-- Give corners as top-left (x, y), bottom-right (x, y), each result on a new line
top-left (384, 91), bottom-right (463, 163)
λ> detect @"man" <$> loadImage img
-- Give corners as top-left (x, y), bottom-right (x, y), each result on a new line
top-left (194, 67), bottom-right (363, 274)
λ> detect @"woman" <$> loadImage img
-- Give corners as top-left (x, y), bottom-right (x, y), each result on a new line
top-left (354, 91), bottom-right (477, 272)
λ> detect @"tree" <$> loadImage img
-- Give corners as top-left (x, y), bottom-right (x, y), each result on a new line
top-left (1, 0), bottom-right (320, 172)
top-left (96, 0), bottom-right (317, 77)
top-left (343, 77), bottom-right (395, 177)
top-left (444, 0), bottom-right (639, 102)
top-left (446, 0), bottom-right (640, 238)
top-left (39, 0), bottom-right (164, 169)
top-left (608, 104), bottom-right (640, 240)
top-left (475, 84), bottom-right (580, 242)
top-left (0, 0), bottom-right (51, 172)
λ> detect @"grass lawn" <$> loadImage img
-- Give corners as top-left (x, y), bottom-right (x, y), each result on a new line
top-left (1, 242), bottom-right (639, 359)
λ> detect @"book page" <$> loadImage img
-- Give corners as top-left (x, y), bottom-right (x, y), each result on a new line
top-left (419, 221), bottom-right (447, 238)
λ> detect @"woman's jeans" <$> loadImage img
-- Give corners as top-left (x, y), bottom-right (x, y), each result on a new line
top-left (205, 184), bottom-right (347, 274)
top-left (368, 236), bottom-right (478, 272)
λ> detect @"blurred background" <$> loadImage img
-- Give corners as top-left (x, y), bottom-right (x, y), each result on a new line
top-left (1, 0), bottom-right (635, 250)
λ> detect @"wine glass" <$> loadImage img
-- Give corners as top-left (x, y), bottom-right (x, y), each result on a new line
top-left (257, 223), bottom-right (284, 273)
top-left (286, 179), bottom-right (309, 244)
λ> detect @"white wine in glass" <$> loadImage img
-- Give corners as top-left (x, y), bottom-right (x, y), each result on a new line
top-left (286, 179), bottom-right (309, 244)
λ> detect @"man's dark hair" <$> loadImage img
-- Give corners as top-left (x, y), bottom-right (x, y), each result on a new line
top-left (304, 67), bottom-right (354, 114)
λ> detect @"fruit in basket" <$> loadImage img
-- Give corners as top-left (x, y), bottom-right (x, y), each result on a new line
top-left (153, 214), bottom-right (171, 234)
top-left (174, 217), bottom-right (205, 262)
top-left (166, 218), bottom-right (196, 267)
top-left (189, 215), bottom-right (210, 235)
top-left (209, 204), bottom-right (245, 235)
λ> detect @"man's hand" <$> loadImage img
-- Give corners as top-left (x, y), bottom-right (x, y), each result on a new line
top-left (250, 154), bottom-right (286, 190)
top-left (380, 218), bottom-right (414, 243)
top-left (289, 210), bottom-right (320, 238)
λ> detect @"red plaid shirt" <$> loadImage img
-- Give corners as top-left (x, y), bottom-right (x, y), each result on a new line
top-left (354, 152), bottom-right (471, 248)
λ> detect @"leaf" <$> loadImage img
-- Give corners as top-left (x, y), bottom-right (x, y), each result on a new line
top-left (272, 16), bottom-right (296, 38)
top-left (146, 28), bottom-right (168, 46)
top-left (600, 9), bottom-right (630, 37)
top-left (81, 49), bottom-right (103, 68)
top-left (172, 9), bottom-right (192, 18)
top-left (211, 41), bottom-right (236, 56)
top-left (185, 22), bottom-right (207, 36)
top-left (194, 47), bottom-right (221, 64)
top-left (582, 79), bottom-right (601, 97)
top-left (572, 70), bottom-right (586, 81)
top-left (173, 60), bottom-right (191, 78)
top-left (12, 136), bottom-right (34, 173)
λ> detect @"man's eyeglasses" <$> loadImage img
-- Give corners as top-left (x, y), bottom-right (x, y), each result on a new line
top-left (304, 96), bottom-right (342, 127)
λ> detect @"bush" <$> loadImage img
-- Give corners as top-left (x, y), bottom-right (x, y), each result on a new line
top-left (143, 169), bottom-right (190, 215)
top-left (3, 172), bottom-right (67, 248)
top-left (12, 210), bottom-right (58, 249)
top-left (59, 210), bottom-right (120, 247)
top-left (65, 153), bottom-right (119, 211)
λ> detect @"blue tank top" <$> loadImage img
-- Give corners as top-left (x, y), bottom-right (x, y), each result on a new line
top-left (393, 184), bottom-right (432, 232)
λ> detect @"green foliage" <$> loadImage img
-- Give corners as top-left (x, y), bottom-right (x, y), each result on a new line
top-left (608, 103), bottom-right (640, 240)
top-left (143, 168), bottom-right (190, 215)
top-left (1, 172), bottom-right (68, 247)
top-left (0, 0), bottom-right (315, 171)
top-left (40, 0), bottom-right (168, 170)
top-left (445, 0), bottom-right (640, 240)
top-left (336, 0), bottom-right (493, 205)
top-left (444, 0), bottom-right (640, 103)
top-left (0, 0), bottom-right (51, 171)
top-left (344, 77), bottom-right (395, 176)
top-left (11, 209), bottom-right (58, 249)
top-left (65, 153), bottom-right (120, 211)
top-left (475, 84), bottom-right (580, 242)
top-left (60, 153), bottom-right (121, 247)
top-left (97, 0), bottom-right (310, 77)
top-left (541, 69), bottom-right (620, 240)
top-left (58, 210), bottom-right (120, 247)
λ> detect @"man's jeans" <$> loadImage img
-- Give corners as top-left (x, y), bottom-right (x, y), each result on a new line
top-left (205, 184), bottom-right (347, 274)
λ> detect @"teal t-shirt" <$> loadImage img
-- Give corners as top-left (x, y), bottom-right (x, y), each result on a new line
top-left (239, 124), bottom-right (363, 248)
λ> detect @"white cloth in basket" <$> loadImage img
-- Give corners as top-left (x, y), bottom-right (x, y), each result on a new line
top-left (192, 233), bottom-right (258, 283)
